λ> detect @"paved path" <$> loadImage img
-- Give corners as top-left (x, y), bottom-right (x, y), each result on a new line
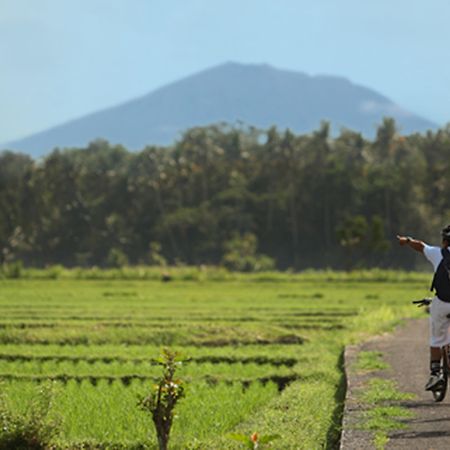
top-left (341, 318), bottom-right (450, 450)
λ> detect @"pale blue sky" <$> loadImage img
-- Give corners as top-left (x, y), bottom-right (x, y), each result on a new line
top-left (2, 0), bottom-right (449, 142)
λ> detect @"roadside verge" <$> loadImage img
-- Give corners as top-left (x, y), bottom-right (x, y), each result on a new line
top-left (340, 318), bottom-right (432, 450)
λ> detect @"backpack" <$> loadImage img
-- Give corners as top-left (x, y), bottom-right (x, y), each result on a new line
top-left (431, 248), bottom-right (450, 302)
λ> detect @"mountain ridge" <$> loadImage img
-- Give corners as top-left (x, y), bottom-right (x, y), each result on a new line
top-left (4, 62), bottom-right (438, 157)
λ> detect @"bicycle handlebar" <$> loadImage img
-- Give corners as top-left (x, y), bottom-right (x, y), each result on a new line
top-left (412, 298), bottom-right (432, 307)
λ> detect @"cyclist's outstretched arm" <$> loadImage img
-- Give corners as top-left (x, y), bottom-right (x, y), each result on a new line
top-left (396, 235), bottom-right (425, 253)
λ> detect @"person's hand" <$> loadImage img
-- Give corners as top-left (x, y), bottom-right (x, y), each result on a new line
top-left (396, 235), bottom-right (409, 246)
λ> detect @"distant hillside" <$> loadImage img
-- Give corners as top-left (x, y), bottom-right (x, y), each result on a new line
top-left (5, 62), bottom-right (438, 157)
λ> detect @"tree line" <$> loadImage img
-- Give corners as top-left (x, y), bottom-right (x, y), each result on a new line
top-left (1, 118), bottom-right (448, 270)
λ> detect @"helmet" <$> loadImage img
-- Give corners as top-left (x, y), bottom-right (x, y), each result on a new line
top-left (441, 225), bottom-right (450, 241)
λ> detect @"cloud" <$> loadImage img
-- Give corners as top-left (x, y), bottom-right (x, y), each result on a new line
top-left (360, 100), bottom-right (413, 118)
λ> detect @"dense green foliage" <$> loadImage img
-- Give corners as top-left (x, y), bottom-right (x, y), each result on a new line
top-left (1, 119), bottom-right (447, 269)
top-left (0, 275), bottom-right (425, 448)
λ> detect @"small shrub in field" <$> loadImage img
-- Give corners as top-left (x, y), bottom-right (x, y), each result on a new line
top-left (1, 260), bottom-right (23, 279)
top-left (149, 242), bottom-right (167, 267)
top-left (139, 349), bottom-right (185, 450)
top-left (106, 248), bottom-right (129, 268)
top-left (46, 265), bottom-right (65, 279)
top-left (0, 382), bottom-right (60, 450)
top-left (222, 233), bottom-right (275, 272)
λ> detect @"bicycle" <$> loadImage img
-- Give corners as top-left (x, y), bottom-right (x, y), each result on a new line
top-left (413, 298), bottom-right (450, 402)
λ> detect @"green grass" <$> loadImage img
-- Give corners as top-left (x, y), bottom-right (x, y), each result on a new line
top-left (356, 364), bottom-right (416, 450)
top-left (0, 274), bottom-right (428, 449)
top-left (1, 379), bottom-right (278, 448)
top-left (374, 431), bottom-right (390, 450)
top-left (354, 351), bottom-right (389, 372)
top-left (361, 378), bottom-right (415, 405)
top-left (364, 406), bottom-right (414, 431)
top-left (1, 264), bottom-right (432, 284)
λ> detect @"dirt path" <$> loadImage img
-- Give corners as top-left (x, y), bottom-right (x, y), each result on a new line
top-left (341, 318), bottom-right (450, 450)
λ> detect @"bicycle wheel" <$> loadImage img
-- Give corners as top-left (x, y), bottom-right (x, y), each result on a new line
top-left (432, 372), bottom-right (448, 402)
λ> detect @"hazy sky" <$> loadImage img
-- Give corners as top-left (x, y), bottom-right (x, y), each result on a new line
top-left (2, 0), bottom-right (450, 143)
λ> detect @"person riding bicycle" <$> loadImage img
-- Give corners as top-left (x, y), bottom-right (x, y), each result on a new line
top-left (397, 225), bottom-right (450, 391)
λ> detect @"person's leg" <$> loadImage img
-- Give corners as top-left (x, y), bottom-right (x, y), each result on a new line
top-left (431, 346), bottom-right (442, 361)
top-left (430, 346), bottom-right (442, 374)
top-left (434, 299), bottom-right (450, 365)
top-left (426, 299), bottom-right (446, 390)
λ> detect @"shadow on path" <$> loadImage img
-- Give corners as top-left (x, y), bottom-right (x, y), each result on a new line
top-left (390, 430), bottom-right (450, 439)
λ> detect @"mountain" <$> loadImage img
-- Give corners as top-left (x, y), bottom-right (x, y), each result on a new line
top-left (4, 62), bottom-right (438, 157)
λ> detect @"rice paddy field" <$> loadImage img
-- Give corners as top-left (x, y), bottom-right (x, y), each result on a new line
top-left (0, 270), bottom-right (429, 449)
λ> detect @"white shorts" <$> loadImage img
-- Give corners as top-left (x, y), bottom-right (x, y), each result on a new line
top-left (430, 296), bottom-right (450, 347)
